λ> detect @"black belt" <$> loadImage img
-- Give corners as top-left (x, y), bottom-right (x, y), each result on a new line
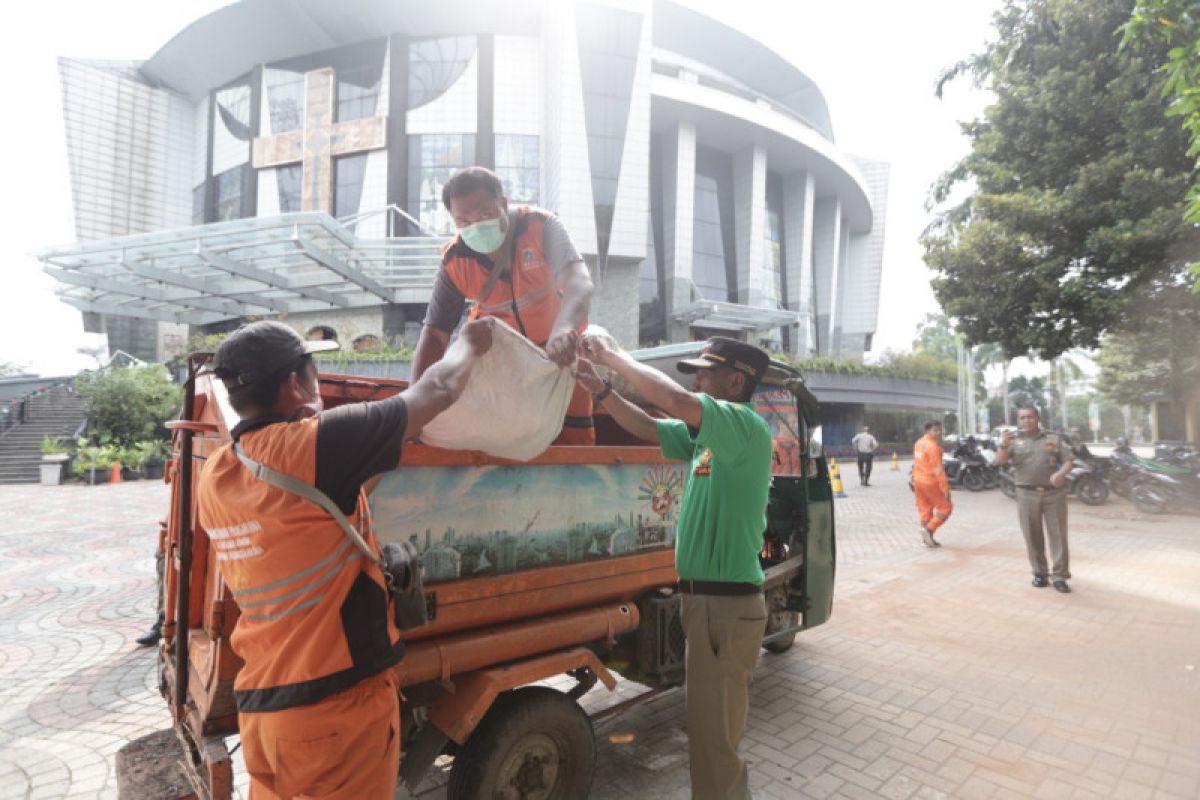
top-left (677, 579), bottom-right (762, 596)
top-left (1016, 484), bottom-right (1056, 492)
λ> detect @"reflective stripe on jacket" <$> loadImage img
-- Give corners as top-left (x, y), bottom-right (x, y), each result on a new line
top-left (197, 417), bottom-right (403, 713)
top-left (441, 207), bottom-right (585, 345)
top-left (912, 433), bottom-right (948, 493)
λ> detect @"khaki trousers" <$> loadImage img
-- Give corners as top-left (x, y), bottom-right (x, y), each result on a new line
top-left (1016, 487), bottom-right (1070, 580)
top-left (241, 669), bottom-right (399, 800)
top-left (681, 593), bottom-right (768, 800)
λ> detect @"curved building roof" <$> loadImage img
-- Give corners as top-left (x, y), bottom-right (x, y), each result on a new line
top-left (650, 1), bottom-right (833, 140)
top-left (143, 0), bottom-right (833, 141)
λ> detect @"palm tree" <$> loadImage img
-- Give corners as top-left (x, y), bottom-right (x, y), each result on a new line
top-left (973, 343), bottom-right (1010, 425)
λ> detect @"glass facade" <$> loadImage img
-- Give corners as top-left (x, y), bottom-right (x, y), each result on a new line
top-left (576, 4), bottom-right (642, 262)
top-left (277, 164), bottom-right (302, 213)
top-left (495, 134), bottom-right (539, 204)
top-left (192, 185), bottom-right (206, 225)
top-left (265, 67), bottom-right (304, 134)
top-left (692, 147), bottom-right (736, 302)
top-left (214, 165), bottom-right (247, 222)
top-left (335, 153), bottom-right (370, 221)
top-left (409, 135), bottom-right (476, 234)
top-left (409, 36), bottom-right (477, 111)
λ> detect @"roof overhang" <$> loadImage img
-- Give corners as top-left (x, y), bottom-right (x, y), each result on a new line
top-left (140, 0), bottom-right (539, 100)
top-left (671, 300), bottom-right (800, 333)
top-left (35, 212), bottom-right (446, 326)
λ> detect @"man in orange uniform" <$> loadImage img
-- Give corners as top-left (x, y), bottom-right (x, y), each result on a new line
top-left (411, 166), bottom-right (596, 444)
top-left (912, 420), bottom-right (953, 547)
top-left (198, 318), bottom-right (493, 799)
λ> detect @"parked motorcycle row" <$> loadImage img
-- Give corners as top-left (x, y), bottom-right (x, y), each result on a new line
top-left (991, 438), bottom-right (1200, 515)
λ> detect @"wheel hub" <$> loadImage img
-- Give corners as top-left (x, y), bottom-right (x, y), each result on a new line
top-left (497, 733), bottom-right (560, 799)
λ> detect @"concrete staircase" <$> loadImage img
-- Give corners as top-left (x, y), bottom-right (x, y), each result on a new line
top-left (0, 386), bottom-right (87, 484)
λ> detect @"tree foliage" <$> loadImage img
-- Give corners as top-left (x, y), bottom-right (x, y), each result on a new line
top-left (1096, 284), bottom-right (1200, 403)
top-left (913, 313), bottom-right (960, 361)
top-left (924, 0), bottom-right (1194, 360)
top-left (75, 365), bottom-right (181, 446)
top-left (1125, 0), bottom-right (1200, 290)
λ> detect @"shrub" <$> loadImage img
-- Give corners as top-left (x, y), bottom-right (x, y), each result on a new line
top-left (75, 365), bottom-right (181, 446)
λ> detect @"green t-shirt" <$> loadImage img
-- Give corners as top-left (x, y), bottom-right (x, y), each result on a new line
top-left (656, 393), bottom-right (773, 584)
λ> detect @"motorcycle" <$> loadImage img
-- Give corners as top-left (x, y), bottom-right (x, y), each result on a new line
top-left (1064, 443), bottom-right (1110, 506)
top-left (943, 437), bottom-right (995, 492)
top-left (1110, 439), bottom-right (1196, 501)
top-left (1131, 469), bottom-right (1200, 515)
top-left (996, 440), bottom-right (1108, 505)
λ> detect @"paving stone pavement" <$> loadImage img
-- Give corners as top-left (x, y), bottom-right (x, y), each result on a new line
top-left (1, 467), bottom-right (1198, 799)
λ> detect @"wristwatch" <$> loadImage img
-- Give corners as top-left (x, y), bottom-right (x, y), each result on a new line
top-left (594, 378), bottom-right (613, 403)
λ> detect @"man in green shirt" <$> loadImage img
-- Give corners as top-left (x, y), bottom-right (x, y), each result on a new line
top-left (575, 335), bottom-right (772, 800)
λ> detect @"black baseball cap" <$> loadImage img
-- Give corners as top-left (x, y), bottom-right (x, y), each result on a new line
top-left (677, 337), bottom-right (770, 389)
top-left (211, 321), bottom-right (338, 387)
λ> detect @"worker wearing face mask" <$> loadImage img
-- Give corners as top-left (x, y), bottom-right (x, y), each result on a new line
top-left (411, 166), bottom-right (596, 445)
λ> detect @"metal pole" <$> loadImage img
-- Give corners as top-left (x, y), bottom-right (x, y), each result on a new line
top-left (173, 356), bottom-right (201, 712)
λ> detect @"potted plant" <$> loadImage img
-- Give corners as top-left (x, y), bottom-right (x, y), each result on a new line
top-left (39, 435), bottom-right (70, 486)
top-left (119, 444), bottom-right (142, 481)
top-left (132, 439), bottom-right (170, 480)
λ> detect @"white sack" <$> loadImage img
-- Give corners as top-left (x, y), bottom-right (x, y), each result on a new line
top-left (418, 319), bottom-right (574, 460)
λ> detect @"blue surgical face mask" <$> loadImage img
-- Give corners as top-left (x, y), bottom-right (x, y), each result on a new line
top-left (459, 214), bottom-right (507, 254)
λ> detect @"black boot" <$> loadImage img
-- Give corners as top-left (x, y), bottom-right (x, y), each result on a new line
top-left (136, 618), bottom-right (163, 647)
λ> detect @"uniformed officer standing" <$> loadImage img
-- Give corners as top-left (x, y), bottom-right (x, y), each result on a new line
top-left (996, 405), bottom-right (1075, 592)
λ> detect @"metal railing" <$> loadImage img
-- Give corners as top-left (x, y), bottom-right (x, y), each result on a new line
top-left (0, 379), bottom-right (74, 438)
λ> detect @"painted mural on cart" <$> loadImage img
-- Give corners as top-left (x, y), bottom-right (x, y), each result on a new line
top-left (371, 462), bottom-right (686, 583)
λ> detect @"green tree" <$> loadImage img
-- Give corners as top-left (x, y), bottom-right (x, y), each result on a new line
top-left (75, 365), bottom-right (181, 446)
top-left (925, 0), bottom-right (1193, 359)
top-left (913, 313), bottom-right (960, 361)
top-left (1095, 284), bottom-right (1200, 405)
top-left (1125, 0), bottom-right (1200, 290)
top-left (1007, 375), bottom-right (1049, 414)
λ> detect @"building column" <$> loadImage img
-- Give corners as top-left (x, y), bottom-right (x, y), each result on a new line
top-left (811, 196), bottom-right (842, 358)
top-left (733, 145), bottom-right (768, 308)
top-left (783, 171), bottom-right (815, 357)
top-left (662, 120), bottom-right (696, 342)
top-left (386, 34), bottom-right (412, 234)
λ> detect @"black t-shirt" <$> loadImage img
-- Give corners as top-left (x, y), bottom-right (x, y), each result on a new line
top-left (316, 394), bottom-right (408, 515)
top-left (232, 394), bottom-right (408, 517)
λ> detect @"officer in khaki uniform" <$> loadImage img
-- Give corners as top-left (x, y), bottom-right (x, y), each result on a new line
top-left (574, 335), bottom-right (772, 800)
top-left (997, 405), bottom-right (1074, 592)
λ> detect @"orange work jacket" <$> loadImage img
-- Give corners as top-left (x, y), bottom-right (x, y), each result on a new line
top-left (440, 207), bottom-right (586, 346)
top-left (197, 417), bottom-right (403, 713)
top-left (912, 433), bottom-right (949, 493)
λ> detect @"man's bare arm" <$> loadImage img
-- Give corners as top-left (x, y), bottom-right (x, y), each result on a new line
top-left (402, 319), bottom-right (492, 439)
top-left (410, 324), bottom-right (450, 382)
top-left (581, 335), bottom-right (702, 428)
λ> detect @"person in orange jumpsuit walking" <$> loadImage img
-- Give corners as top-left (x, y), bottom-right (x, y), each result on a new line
top-left (912, 420), bottom-right (953, 547)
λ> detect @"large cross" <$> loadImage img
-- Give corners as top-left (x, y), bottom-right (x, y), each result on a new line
top-left (252, 67), bottom-right (387, 214)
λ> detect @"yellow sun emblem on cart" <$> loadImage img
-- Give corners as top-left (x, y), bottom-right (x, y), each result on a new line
top-left (639, 464), bottom-right (682, 520)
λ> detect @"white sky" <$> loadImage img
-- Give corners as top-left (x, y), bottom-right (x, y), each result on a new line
top-left (0, 0), bottom-right (998, 377)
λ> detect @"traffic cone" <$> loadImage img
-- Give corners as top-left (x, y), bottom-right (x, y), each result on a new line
top-left (830, 458), bottom-right (847, 497)
top-left (891, 451), bottom-right (900, 471)
top-left (110, 460), bottom-right (123, 484)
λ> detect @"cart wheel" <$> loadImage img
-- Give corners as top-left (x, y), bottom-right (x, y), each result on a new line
top-left (447, 687), bottom-right (594, 800)
top-left (763, 586), bottom-right (798, 654)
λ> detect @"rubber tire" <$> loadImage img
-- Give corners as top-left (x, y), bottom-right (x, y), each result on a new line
top-left (963, 470), bottom-right (986, 492)
top-left (447, 687), bottom-right (595, 800)
top-left (1133, 485), bottom-right (1167, 515)
top-left (1077, 476), bottom-right (1109, 506)
top-left (999, 475), bottom-right (1017, 500)
top-left (763, 585), bottom-right (798, 654)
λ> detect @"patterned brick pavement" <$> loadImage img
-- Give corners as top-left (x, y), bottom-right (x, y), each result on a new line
top-left (1, 468), bottom-right (1198, 799)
